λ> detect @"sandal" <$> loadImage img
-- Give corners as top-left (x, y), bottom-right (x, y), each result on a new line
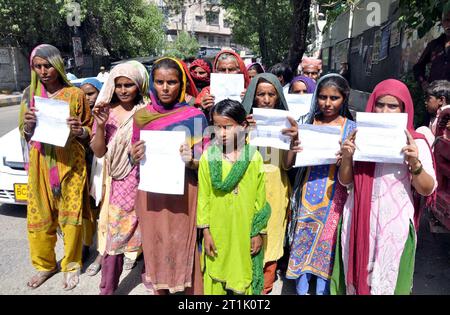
top-left (123, 257), bottom-right (137, 270)
top-left (62, 271), bottom-right (79, 291)
top-left (86, 262), bottom-right (101, 276)
top-left (27, 269), bottom-right (58, 289)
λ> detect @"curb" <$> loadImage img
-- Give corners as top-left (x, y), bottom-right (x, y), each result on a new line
top-left (0, 95), bottom-right (22, 108)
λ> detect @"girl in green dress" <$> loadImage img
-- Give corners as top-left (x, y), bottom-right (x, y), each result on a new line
top-left (197, 99), bottom-right (271, 295)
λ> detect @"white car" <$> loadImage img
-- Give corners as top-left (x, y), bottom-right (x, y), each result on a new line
top-left (0, 128), bottom-right (28, 205)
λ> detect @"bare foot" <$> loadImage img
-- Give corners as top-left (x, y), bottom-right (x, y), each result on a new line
top-left (62, 271), bottom-right (79, 291)
top-left (26, 269), bottom-right (58, 289)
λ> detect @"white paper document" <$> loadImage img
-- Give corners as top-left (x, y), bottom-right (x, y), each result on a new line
top-left (210, 73), bottom-right (244, 104)
top-left (31, 96), bottom-right (70, 147)
top-left (138, 130), bottom-right (186, 195)
top-left (284, 93), bottom-right (313, 121)
top-left (249, 108), bottom-right (292, 150)
top-left (294, 124), bottom-right (341, 167)
top-left (90, 156), bottom-right (104, 207)
top-left (354, 112), bottom-right (408, 164)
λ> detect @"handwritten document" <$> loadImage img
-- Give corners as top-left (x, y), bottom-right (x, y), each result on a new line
top-left (31, 96), bottom-right (70, 147)
top-left (138, 130), bottom-right (186, 195)
top-left (354, 112), bottom-right (408, 164)
top-left (249, 108), bottom-right (292, 150)
top-left (294, 124), bottom-right (341, 167)
top-left (210, 73), bottom-right (245, 104)
top-left (284, 93), bottom-right (313, 121)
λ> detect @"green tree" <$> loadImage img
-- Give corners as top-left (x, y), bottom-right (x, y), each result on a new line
top-left (0, 0), bottom-right (71, 52)
top-left (399, 0), bottom-right (450, 38)
top-left (221, 0), bottom-right (294, 67)
top-left (165, 31), bottom-right (200, 60)
top-left (0, 0), bottom-right (166, 59)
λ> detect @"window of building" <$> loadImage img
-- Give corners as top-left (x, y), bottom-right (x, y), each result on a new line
top-left (205, 11), bottom-right (219, 25)
top-left (195, 15), bottom-right (203, 22)
top-left (208, 36), bottom-right (215, 44)
top-left (223, 19), bottom-right (231, 28)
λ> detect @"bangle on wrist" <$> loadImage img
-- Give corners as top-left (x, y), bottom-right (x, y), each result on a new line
top-left (409, 160), bottom-right (423, 175)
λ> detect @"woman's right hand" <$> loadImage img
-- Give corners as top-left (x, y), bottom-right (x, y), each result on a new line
top-left (130, 140), bottom-right (146, 164)
top-left (203, 228), bottom-right (217, 257)
top-left (340, 129), bottom-right (357, 160)
top-left (201, 93), bottom-right (215, 110)
top-left (282, 117), bottom-right (301, 151)
top-left (23, 108), bottom-right (38, 133)
top-left (92, 102), bottom-right (110, 128)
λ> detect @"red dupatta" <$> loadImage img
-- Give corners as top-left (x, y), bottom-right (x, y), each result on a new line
top-left (347, 79), bottom-right (436, 295)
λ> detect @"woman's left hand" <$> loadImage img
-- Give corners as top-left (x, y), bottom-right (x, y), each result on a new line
top-left (250, 234), bottom-right (263, 256)
top-left (402, 130), bottom-right (420, 169)
top-left (67, 117), bottom-right (84, 137)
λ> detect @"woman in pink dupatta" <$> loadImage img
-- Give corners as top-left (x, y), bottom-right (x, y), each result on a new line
top-left (331, 79), bottom-right (437, 295)
top-left (130, 57), bottom-right (209, 295)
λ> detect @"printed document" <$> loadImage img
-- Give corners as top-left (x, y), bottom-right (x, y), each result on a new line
top-left (354, 112), bottom-right (408, 164)
top-left (138, 130), bottom-right (186, 195)
top-left (210, 73), bottom-right (245, 104)
top-left (31, 96), bottom-right (70, 147)
top-left (294, 124), bottom-right (341, 167)
top-left (249, 108), bottom-right (292, 150)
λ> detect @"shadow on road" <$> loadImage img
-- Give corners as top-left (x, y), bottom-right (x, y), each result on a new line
top-left (0, 203), bottom-right (26, 218)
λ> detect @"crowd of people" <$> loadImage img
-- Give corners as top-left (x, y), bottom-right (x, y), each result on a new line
top-left (17, 39), bottom-right (449, 295)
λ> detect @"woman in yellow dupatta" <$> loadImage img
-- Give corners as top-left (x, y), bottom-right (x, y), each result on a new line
top-left (19, 44), bottom-right (92, 290)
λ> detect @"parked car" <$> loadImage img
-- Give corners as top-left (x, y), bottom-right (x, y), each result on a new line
top-left (0, 128), bottom-right (28, 205)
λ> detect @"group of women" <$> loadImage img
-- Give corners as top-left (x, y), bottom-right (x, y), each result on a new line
top-left (19, 44), bottom-right (437, 295)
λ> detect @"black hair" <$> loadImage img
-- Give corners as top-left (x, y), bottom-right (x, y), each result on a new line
top-left (316, 75), bottom-right (353, 120)
top-left (210, 99), bottom-right (248, 125)
top-left (268, 63), bottom-right (293, 85)
top-left (248, 63), bottom-right (264, 74)
top-left (426, 80), bottom-right (450, 103)
top-left (152, 58), bottom-right (184, 103)
top-left (252, 77), bottom-right (282, 110)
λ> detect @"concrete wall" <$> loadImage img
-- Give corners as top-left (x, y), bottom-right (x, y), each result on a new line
top-left (0, 47), bottom-right (30, 92)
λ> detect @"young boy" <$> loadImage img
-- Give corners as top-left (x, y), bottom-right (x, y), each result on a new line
top-left (426, 80), bottom-right (450, 140)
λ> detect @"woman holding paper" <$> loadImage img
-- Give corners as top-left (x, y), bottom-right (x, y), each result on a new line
top-left (195, 50), bottom-right (250, 112)
top-left (90, 61), bottom-right (148, 294)
top-left (332, 79), bottom-right (437, 295)
top-left (241, 73), bottom-right (292, 294)
top-left (130, 57), bottom-right (209, 295)
top-left (285, 74), bottom-right (355, 295)
top-left (19, 44), bottom-right (93, 290)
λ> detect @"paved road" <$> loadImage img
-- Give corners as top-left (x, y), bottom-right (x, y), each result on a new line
top-left (0, 105), bottom-right (20, 137)
top-left (0, 200), bottom-right (449, 295)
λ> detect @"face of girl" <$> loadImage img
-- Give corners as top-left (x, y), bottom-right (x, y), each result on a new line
top-left (317, 86), bottom-right (345, 119)
top-left (32, 56), bottom-right (60, 86)
top-left (192, 66), bottom-right (208, 78)
top-left (216, 57), bottom-right (240, 74)
top-left (213, 114), bottom-right (246, 148)
top-left (290, 81), bottom-right (308, 94)
top-left (374, 95), bottom-right (404, 113)
top-left (153, 67), bottom-right (181, 106)
top-left (248, 69), bottom-right (258, 80)
top-left (114, 76), bottom-right (139, 104)
top-left (81, 84), bottom-right (99, 108)
top-left (425, 95), bottom-right (443, 114)
top-left (255, 82), bottom-right (278, 109)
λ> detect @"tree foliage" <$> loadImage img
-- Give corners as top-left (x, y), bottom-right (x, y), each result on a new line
top-left (165, 31), bottom-right (200, 60)
top-left (221, 0), bottom-right (294, 67)
top-left (0, 0), bottom-right (166, 58)
top-left (399, 0), bottom-right (450, 38)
